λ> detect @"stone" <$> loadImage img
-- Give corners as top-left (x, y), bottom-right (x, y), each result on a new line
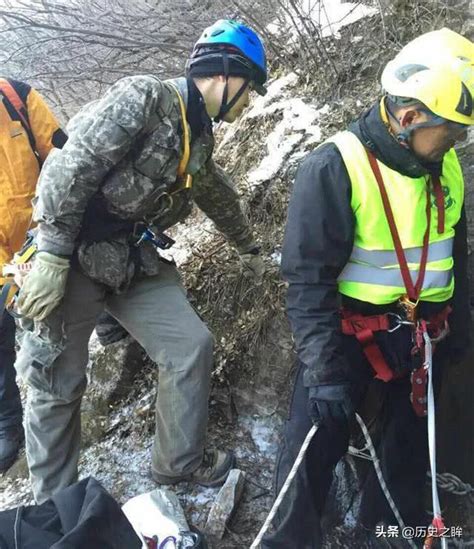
top-left (204, 469), bottom-right (246, 539)
top-left (3, 451), bottom-right (29, 480)
top-left (82, 333), bottom-right (144, 447)
top-left (231, 316), bottom-right (293, 417)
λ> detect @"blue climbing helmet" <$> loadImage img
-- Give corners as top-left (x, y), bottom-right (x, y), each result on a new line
top-left (186, 19), bottom-right (268, 121)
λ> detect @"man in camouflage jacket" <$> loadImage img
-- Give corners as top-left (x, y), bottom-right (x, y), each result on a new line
top-left (15, 19), bottom-right (268, 503)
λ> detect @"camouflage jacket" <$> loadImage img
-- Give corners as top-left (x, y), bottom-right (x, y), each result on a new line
top-left (34, 76), bottom-right (256, 291)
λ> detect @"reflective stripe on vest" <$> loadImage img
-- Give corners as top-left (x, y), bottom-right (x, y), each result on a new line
top-left (327, 131), bottom-right (463, 305)
top-left (338, 263), bottom-right (452, 288)
top-left (349, 238), bottom-right (453, 267)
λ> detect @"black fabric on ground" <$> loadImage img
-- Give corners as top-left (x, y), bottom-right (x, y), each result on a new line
top-left (0, 477), bottom-right (141, 549)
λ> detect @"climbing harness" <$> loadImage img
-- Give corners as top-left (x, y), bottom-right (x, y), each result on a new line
top-left (340, 148), bottom-right (454, 546)
top-left (340, 305), bottom-right (450, 417)
top-left (135, 82), bottom-right (192, 246)
top-left (249, 424), bottom-right (319, 548)
top-left (341, 147), bottom-right (450, 417)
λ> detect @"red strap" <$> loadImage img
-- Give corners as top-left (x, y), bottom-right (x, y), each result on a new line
top-left (341, 313), bottom-right (390, 334)
top-left (0, 78), bottom-right (29, 129)
top-left (431, 175), bottom-right (445, 234)
top-left (358, 332), bottom-right (395, 382)
top-left (366, 150), bottom-right (431, 302)
top-left (341, 311), bottom-right (394, 382)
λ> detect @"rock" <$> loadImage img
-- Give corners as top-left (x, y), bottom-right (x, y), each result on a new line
top-left (231, 316), bottom-right (293, 417)
top-left (204, 469), bottom-right (246, 539)
top-left (82, 333), bottom-right (144, 447)
top-left (3, 451), bottom-right (29, 480)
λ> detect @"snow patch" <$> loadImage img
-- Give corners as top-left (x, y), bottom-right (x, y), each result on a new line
top-left (247, 100), bottom-right (329, 186)
top-left (159, 217), bottom-right (216, 266)
top-left (238, 415), bottom-right (282, 457)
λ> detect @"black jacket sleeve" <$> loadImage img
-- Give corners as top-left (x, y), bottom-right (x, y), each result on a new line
top-left (281, 143), bottom-right (355, 387)
top-left (447, 206), bottom-right (471, 357)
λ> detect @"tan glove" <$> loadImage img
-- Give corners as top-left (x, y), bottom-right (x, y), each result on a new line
top-left (17, 252), bottom-right (70, 321)
top-left (239, 251), bottom-right (265, 282)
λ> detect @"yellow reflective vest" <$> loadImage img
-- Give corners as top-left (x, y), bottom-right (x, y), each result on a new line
top-left (329, 130), bottom-right (463, 305)
top-left (0, 79), bottom-right (64, 285)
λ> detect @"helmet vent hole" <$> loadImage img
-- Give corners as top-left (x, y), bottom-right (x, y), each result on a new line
top-left (394, 64), bottom-right (429, 82)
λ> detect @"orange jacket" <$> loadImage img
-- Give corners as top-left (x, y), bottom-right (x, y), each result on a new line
top-left (0, 79), bottom-right (66, 283)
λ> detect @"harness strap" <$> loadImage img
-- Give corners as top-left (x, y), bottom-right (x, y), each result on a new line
top-left (341, 306), bottom-right (451, 394)
top-left (432, 175), bottom-right (445, 234)
top-left (341, 310), bottom-right (395, 382)
top-left (366, 149), bottom-right (431, 302)
top-left (166, 83), bottom-right (191, 185)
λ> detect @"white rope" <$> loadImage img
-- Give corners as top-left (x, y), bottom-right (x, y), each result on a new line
top-left (428, 472), bottom-right (474, 501)
top-left (423, 330), bottom-right (448, 549)
top-left (251, 374), bottom-right (470, 549)
top-left (249, 424), bottom-right (318, 548)
top-left (355, 413), bottom-right (418, 549)
top-left (351, 449), bottom-right (474, 502)
top-left (14, 505), bottom-right (22, 549)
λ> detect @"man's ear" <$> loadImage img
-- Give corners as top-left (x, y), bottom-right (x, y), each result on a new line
top-left (399, 108), bottom-right (425, 129)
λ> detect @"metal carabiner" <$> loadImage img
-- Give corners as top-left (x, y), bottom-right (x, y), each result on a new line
top-left (146, 192), bottom-right (174, 225)
top-left (387, 312), bottom-right (415, 333)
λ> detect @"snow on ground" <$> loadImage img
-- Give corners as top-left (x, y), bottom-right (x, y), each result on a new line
top-left (237, 415), bottom-right (282, 458)
top-left (219, 73), bottom-right (329, 189)
top-left (158, 216), bottom-right (216, 266)
top-left (0, 399), bottom-right (282, 546)
top-left (245, 92), bottom-right (329, 187)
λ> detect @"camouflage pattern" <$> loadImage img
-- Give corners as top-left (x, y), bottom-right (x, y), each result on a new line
top-left (34, 76), bottom-right (256, 291)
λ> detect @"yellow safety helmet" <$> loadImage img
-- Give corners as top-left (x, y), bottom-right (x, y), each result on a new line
top-left (381, 28), bottom-right (474, 125)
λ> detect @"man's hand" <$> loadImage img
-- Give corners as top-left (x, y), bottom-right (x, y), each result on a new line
top-left (17, 252), bottom-right (70, 321)
top-left (307, 384), bottom-right (354, 427)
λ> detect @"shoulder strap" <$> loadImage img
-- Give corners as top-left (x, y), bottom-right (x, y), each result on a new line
top-left (0, 78), bottom-right (29, 126)
top-left (0, 78), bottom-right (39, 159)
top-left (166, 82), bottom-right (192, 189)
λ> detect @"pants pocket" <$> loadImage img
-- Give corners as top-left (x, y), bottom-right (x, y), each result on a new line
top-left (15, 330), bottom-right (63, 395)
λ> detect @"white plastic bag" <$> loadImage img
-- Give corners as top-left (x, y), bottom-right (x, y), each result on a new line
top-left (122, 489), bottom-right (199, 549)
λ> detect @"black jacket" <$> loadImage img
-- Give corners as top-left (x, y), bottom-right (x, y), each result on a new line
top-left (281, 103), bottom-right (471, 387)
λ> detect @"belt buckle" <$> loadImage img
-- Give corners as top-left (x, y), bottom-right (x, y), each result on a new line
top-left (398, 295), bottom-right (418, 322)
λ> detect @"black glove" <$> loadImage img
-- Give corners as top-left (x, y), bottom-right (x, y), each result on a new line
top-left (307, 384), bottom-right (354, 427)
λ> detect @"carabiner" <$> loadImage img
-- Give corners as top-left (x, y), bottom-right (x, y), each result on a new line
top-left (387, 312), bottom-right (415, 333)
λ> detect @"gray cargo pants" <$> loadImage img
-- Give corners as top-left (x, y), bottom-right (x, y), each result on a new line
top-left (15, 262), bottom-right (213, 503)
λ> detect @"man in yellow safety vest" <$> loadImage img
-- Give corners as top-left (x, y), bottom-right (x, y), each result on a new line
top-left (263, 28), bottom-right (473, 548)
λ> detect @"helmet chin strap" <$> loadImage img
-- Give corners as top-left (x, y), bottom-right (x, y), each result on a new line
top-left (214, 52), bottom-right (251, 122)
top-left (386, 102), bottom-right (447, 148)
